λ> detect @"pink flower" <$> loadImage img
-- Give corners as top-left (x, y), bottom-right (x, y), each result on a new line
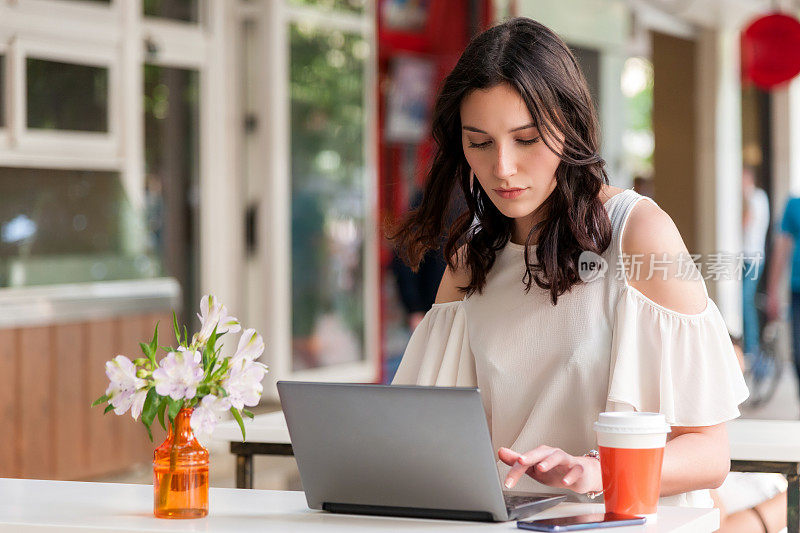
top-left (152, 350), bottom-right (204, 401)
top-left (222, 358), bottom-right (268, 411)
top-left (190, 394), bottom-right (231, 438)
top-left (230, 328), bottom-right (265, 366)
top-left (104, 355), bottom-right (147, 418)
top-left (193, 294), bottom-right (240, 346)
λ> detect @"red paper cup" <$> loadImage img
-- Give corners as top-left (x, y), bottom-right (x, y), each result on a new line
top-left (593, 412), bottom-right (670, 521)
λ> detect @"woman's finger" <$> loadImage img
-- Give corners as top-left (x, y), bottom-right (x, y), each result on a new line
top-left (536, 449), bottom-right (569, 473)
top-left (561, 464), bottom-right (584, 486)
top-left (504, 448), bottom-right (557, 489)
top-left (497, 447), bottom-right (521, 467)
top-left (504, 457), bottom-right (530, 488)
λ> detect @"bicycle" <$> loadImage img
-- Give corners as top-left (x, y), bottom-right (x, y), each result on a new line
top-left (743, 291), bottom-right (789, 408)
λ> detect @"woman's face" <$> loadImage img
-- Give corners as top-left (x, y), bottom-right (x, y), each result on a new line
top-left (460, 83), bottom-right (563, 221)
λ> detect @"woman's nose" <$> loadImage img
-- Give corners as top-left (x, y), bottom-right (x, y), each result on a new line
top-left (494, 146), bottom-right (517, 179)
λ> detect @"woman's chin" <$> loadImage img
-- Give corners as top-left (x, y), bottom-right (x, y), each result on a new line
top-left (494, 203), bottom-right (537, 219)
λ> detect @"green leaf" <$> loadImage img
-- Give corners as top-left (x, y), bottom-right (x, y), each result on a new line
top-left (183, 325), bottom-right (189, 347)
top-left (141, 388), bottom-right (159, 429)
top-left (157, 397), bottom-right (168, 431)
top-left (103, 404), bottom-right (115, 415)
top-left (139, 341), bottom-right (152, 358)
top-left (231, 407), bottom-right (246, 441)
top-left (242, 409), bottom-right (254, 419)
top-left (167, 398), bottom-right (181, 423)
top-left (202, 326), bottom-right (218, 369)
top-left (142, 419), bottom-right (153, 442)
top-left (211, 358), bottom-right (230, 382)
top-left (203, 357), bottom-right (217, 381)
top-left (173, 311), bottom-right (182, 345)
top-left (91, 393), bottom-right (108, 407)
top-left (148, 323), bottom-right (160, 365)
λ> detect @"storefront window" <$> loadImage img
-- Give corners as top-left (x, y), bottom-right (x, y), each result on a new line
top-left (0, 168), bottom-right (162, 287)
top-left (0, 55), bottom-right (5, 128)
top-left (287, 0), bottom-right (366, 14)
top-left (289, 21), bottom-right (368, 370)
top-left (26, 58), bottom-right (108, 133)
top-left (144, 0), bottom-right (200, 23)
top-left (144, 64), bottom-right (200, 323)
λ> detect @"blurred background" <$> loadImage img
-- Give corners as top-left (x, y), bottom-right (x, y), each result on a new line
top-left (0, 0), bottom-right (799, 490)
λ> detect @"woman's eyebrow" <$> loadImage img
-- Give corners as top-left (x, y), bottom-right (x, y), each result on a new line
top-left (462, 123), bottom-right (537, 134)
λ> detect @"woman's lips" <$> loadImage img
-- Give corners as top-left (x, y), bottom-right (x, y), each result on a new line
top-left (493, 188), bottom-right (527, 199)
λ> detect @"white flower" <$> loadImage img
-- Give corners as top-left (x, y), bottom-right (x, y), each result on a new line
top-left (104, 355), bottom-right (147, 418)
top-left (130, 389), bottom-right (149, 421)
top-left (190, 394), bottom-right (231, 438)
top-left (193, 294), bottom-right (241, 346)
top-left (229, 328), bottom-right (264, 366)
top-left (152, 350), bottom-right (204, 401)
top-left (222, 358), bottom-right (268, 410)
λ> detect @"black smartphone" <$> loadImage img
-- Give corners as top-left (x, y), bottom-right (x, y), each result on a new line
top-left (517, 512), bottom-right (646, 531)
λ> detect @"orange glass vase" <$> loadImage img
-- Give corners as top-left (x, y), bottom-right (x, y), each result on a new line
top-left (153, 407), bottom-right (209, 519)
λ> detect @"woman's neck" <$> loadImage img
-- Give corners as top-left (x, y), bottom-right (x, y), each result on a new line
top-left (511, 204), bottom-right (549, 246)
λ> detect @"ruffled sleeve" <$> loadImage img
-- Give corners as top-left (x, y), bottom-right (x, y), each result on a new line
top-left (607, 285), bottom-right (749, 427)
top-left (391, 300), bottom-right (477, 387)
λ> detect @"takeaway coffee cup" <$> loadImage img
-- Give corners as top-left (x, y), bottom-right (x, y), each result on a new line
top-left (593, 412), bottom-right (671, 520)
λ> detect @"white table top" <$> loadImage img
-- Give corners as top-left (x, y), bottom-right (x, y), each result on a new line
top-left (214, 410), bottom-right (290, 444)
top-left (214, 412), bottom-right (800, 463)
top-left (727, 418), bottom-right (800, 462)
top-left (0, 478), bottom-right (718, 532)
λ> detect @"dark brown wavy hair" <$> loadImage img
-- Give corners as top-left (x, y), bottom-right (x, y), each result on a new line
top-left (387, 17), bottom-right (612, 305)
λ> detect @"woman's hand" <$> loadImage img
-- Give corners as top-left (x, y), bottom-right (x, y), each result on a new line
top-left (498, 446), bottom-right (602, 494)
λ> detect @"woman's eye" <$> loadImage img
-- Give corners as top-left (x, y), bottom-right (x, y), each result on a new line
top-left (468, 140), bottom-right (491, 149)
top-left (517, 136), bottom-right (541, 145)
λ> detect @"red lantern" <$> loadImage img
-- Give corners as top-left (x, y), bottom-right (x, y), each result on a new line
top-left (741, 13), bottom-right (800, 90)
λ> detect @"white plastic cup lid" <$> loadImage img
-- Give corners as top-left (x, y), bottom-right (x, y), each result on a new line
top-left (593, 412), bottom-right (671, 435)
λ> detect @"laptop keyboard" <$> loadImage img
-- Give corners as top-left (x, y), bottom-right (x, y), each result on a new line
top-left (503, 493), bottom-right (545, 509)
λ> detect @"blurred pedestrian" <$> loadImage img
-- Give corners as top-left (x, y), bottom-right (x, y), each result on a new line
top-left (742, 167), bottom-right (769, 360)
top-left (766, 195), bottom-right (800, 403)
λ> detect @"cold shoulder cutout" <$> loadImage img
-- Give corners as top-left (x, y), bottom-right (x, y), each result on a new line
top-left (391, 188), bottom-right (748, 509)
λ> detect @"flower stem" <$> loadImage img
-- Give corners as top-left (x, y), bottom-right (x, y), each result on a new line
top-left (156, 420), bottom-right (179, 509)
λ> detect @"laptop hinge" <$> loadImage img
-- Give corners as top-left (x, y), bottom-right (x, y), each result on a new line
top-left (322, 502), bottom-right (495, 522)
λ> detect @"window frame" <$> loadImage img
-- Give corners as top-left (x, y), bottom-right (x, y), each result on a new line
top-left (0, 40), bottom-right (9, 151)
top-left (251, 0), bottom-right (379, 387)
top-left (12, 37), bottom-right (120, 163)
top-left (0, 0), bottom-right (229, 310)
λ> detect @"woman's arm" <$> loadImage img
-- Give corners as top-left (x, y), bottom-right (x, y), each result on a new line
top-left (623, 200), bottom-right (730, 493)
top-left (503, 199), bottom-right (732, 494)
top-left (662, 424), bottom-right (729, 494)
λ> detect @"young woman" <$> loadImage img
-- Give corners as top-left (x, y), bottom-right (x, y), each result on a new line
top-left (389, 17), bottom-right (748, 507)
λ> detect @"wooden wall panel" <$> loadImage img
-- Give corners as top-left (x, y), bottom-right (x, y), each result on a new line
top-left (117, 315), bottom-right (156, 467)
top-left (3, 309), bottom-right (178, 480)
top-left (53, 324), bottom-right (86, 479)
top-left (0, 329), bottom-right (18, 477)
top-left (85, 319), bottom-right (118, 478)
top-left (19, 327), bottom-right (52, 478)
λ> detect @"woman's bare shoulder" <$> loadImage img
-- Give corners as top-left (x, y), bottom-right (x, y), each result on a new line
top-left (434, 244), bottom-right (470, 304)
top-left (621, 200), bottom-right (708, 314)
top-left (597, 185), bottom-right (627, 204)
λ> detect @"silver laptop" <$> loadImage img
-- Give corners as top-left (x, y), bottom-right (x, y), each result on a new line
top-left (276, 381), bottom-right (566, 522)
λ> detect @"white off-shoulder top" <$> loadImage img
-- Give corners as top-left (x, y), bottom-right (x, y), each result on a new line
top-left (392, 188), bottom-right (749, 508)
